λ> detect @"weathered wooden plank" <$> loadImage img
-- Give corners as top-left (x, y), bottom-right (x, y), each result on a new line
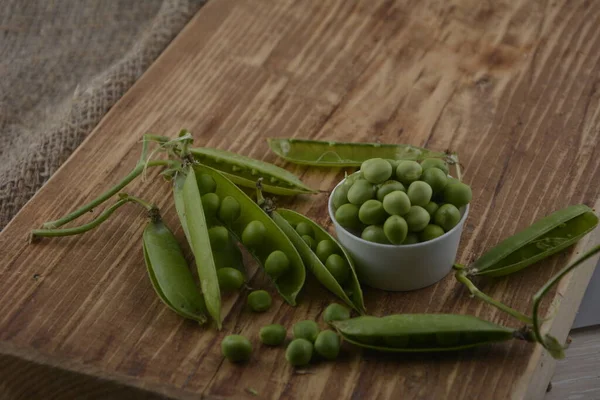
top-left (0, 0), bottom-right (599, 398)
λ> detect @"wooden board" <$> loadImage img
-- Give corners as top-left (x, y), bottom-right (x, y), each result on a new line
top-left (1, 0), bottom-right (599, 398)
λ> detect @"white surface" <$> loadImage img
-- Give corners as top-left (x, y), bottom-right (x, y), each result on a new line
top-left (328, 179), bottom-right (469, 291)
top-left (572, 259), bottom-right (600, 328)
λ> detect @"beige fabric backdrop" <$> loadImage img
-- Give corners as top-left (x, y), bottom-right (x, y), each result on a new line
top-left (0, 0), bottom-right (206, 229)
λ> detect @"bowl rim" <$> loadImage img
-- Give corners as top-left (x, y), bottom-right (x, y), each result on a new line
top-left (327, 178), bottom-right (470, 249)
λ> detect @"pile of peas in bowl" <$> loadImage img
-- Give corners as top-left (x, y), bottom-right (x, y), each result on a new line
top-left (331, 157), bottom-right (472, 245)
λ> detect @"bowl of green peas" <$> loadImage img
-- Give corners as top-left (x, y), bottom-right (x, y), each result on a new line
top-left (328, 157), bottom-right (472, 291)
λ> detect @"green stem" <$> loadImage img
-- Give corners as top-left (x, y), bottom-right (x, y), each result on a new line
top-left (454, 269), bottom-right (533, 324)
top-left (121, 194), bottom-right (154, 211)
top-left (143, 134), bottom-right (170, 144)
top-left (31, 198), bottom-right (131, 238)
top-left (41, 159), bottom-right (173, 229)
top-left (532, 244), bottom-right (600, 354)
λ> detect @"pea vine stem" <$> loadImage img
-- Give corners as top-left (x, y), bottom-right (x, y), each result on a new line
top-left (40, 159), bottom-right (173, 229)
top-left (532, 244), bottom-right (600, 358)
top-left (454, 267), bottom-right (533, 324)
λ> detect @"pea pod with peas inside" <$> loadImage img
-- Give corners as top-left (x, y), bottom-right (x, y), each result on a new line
top-left (189, 147), bottom-right (316, 196)
top-left (468, 204), bottom-right (598, 277)
top-left (267, 138), bottom-right (448, 167)
top-left (192, 164), bottom-right (306, 305)
top-left (142, 208), bottom-right (207, 325)
top-left (332, 314), bottom-right (532, 352)
top-left (269, 208), bottom-right (366, 314)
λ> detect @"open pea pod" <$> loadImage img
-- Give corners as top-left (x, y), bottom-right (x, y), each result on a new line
top-left (193, 164), bottom-right (306, 305)
top-left (271, 209), bottom-right (365, 314)
top-left (332, 314), bottom-right (523, 352)
top-left (470, 204), bottom-right (598, 277)
top-left (267, 138), bottom-right (447, 167)
top-left (190, 147), bottom-right (316, 196)
top-left (142, 216), bottom-right (207, 324)
top-left (179, 166), bottom-right (222, 328)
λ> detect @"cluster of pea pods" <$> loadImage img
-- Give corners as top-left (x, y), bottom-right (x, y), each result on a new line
top-left (31, 133), bottom-right (599, 360)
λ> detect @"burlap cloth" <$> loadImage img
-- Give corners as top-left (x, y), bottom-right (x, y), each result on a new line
top-left (0, 0), bottom-right (206, 230)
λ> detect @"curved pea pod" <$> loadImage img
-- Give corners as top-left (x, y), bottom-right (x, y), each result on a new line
top-left (180, 166), bottom-right (222, 328)
top-left (267, 138), bottom-right (447, 167)
top-left (142, 217), bottom-right (207, 324)
top-left (189, 147), bottom-right (316, 196)
top-left (193, 164), bottom-right (306, 305)
top-left (271, 209), bottom-right (365, 314)
top-left (332, 314), bottom-right (520, 352)
top-left (470, 204), bottom-right (598, 277)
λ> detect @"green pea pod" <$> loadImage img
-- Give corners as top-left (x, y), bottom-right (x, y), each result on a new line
top-left (470, 204), bottom-right (598, 277)
top-left (181, 166), bottom-right (222, 328)
top-left (271, 209), bottom-right (365, 314)
top-left (193, 164), bottom-right (306, 305)
top-left (190, 147), bottom-right (316, 196)
top-left (267, 138), bottom-right (447, 167)
top-left (142, 216), bottom-right (207, 324)
top-left (332, 314), bottom-right (522, 352)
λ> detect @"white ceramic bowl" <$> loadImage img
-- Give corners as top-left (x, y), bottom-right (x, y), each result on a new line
top-left (328, 179), bottom-right (469, 291)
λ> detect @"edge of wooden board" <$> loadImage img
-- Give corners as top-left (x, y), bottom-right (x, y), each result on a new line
top-left (516, 204), bottom-right (600, 400)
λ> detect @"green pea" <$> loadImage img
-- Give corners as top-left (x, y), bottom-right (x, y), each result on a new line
top-left (248, 290), bottom-right (272, 312)
top-left (292, 320), bottom-right (320, 342)
top-left (420, 168), bottom-right (448, 194)
top-left (361, 158), bottom-right (393, 184)
top-left (358, 199), bottom-right (387, 225)
top-left (265, 250), bottom-right (290, 279)
top-left (402, 232), bottom-right (419, 244)
top-left (347, 179), bottom-right (375, 205)
top-left (197, 173), bottom-right (217, 194)
top-left (420, 158), bottom-right (449, 175)
top-left (396, 160), bottom-right (422, 184)
top-left (208, 226), bottom-right (230, 251)
top-left (386, 159), bottom-right (401, 174)
top-left (201, 193), bottom-right (220, 218)
top-left (342, 172), bottom-right (362, 189)
top-left (221, 335), bottom-right (252, 363)
top-left (443, 182), bottom-right (472, 208)
top-left (332, 185), bottom-right (350, 209)
top-left (383, 215), bottom-right (408, 244)
top-left (217, 267), bottom-right (245, 291)
top-left (423, 201), bottom-right (439, 217)
top-left (334, 203), bottom-right (361, 230)
top-left (316, 240), bottom-right (337, 263)
top-left (361, 225), bottom-right (390, 244)
top-left (314, 330), bottom-right (341, 360)
top-left (382, 190), bottom-right (411, 216)
top-left (302, 235), bottom-right (316, 249)
top-left (420, 224), bottom-right (445, 242)
top-left (407, 181), bottom-right (433, 207)
top-left (376, 180), bottom-right (406, 201)
top-left (323, 303), bottom-right (351, 323)
top-left (295, 222), bottom-right (314, 238)
top-left (434, 204), bottom-right (461, 232)
top-left (325, 254), bottom-right (350, 285)
top-left (259, 324), bottom-right (287, 346)
top-left (285, 338), bottom-right (313, 367)
top-left (404, 206), bottom-right (430, 232)
top-left (219, 196), bottom-right (241, 224)
top-left (242, 220), bottom-right (267, 248)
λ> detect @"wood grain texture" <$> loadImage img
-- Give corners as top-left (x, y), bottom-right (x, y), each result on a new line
top-left (1, 0), bottom-right (599, 399)
top-left (546, 326), bottom-right (600, 400)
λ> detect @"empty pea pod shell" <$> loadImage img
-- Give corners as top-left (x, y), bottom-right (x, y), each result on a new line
top-left (189, 147), bottom-right (316, 196)
top-left (332, 314), bottom-right (518, 352)
top-left (470, 204), bottom-right (598, 277)
top-left (192, 164), bottom-right (306, 305)
top-left (267, 138), bottom-right (447, 167)
top-left (271, 209), bottom-right (366, 314)
top-left (142, 217), bottom-right (207, 324)
top-left (181, 166), bottom-right (222, 328)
